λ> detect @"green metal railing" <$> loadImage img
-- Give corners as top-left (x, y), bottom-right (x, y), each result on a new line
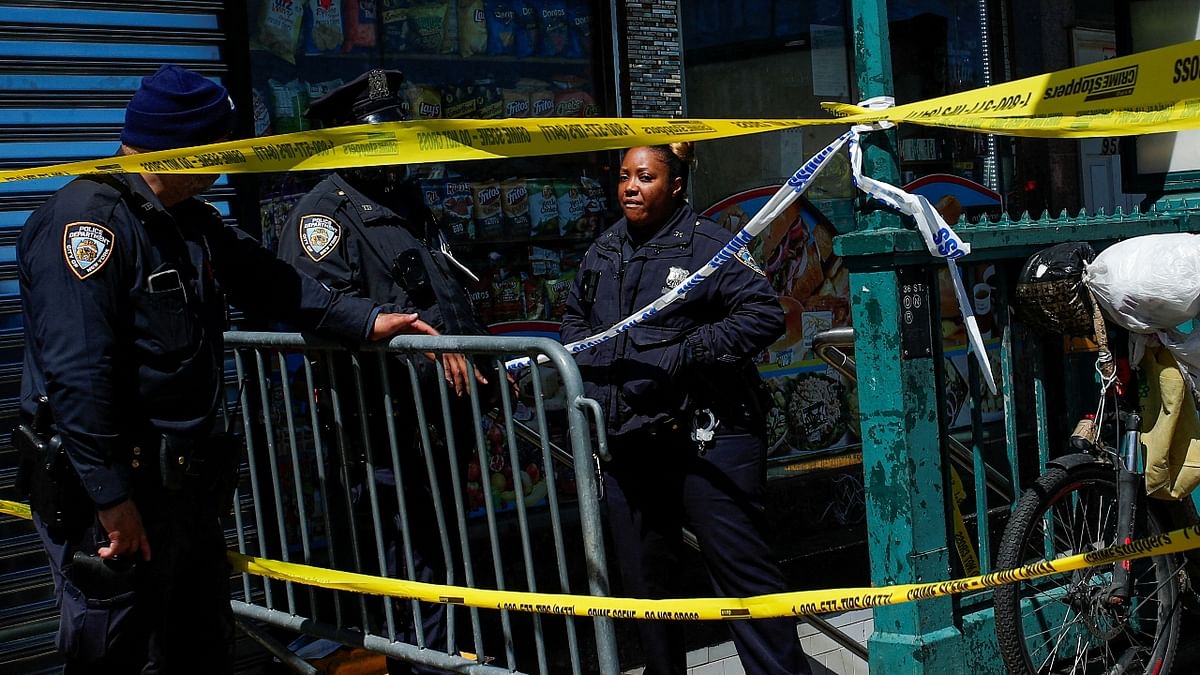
top-left (836, 204), bottom-right (1200, 673)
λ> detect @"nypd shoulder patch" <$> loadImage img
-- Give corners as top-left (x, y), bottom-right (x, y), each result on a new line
top-left (735, 246), bottom-right (766, 276)
top-left (62, 222), bottom-right (115, 280)
top-left (299, 214), bottom-right (342, 262)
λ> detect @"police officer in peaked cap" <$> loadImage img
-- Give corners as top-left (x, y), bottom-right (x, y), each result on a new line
top-left (16, 64), bottom-right (438, 673)
top-left (277, 69), bottom-right (496, 675)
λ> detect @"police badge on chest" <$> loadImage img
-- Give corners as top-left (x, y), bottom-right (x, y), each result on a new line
top-left (662, 266), bottom-right (689, 294)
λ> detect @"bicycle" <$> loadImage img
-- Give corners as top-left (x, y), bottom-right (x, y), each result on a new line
top-left (812, 319), bottom-right (1189, 673)
top-left (992, 344), bottom-right (1187, 674)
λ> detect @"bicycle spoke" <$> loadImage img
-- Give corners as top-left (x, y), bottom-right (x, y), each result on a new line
top-left (995, 468), bottom-right (1181, 675)
top-left (1071, 627), bottom-right (1086, 673)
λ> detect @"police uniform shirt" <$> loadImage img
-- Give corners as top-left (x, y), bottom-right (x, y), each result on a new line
top-left (278, 172), bottom-right (482, 336)
top-left (560, 203), bottom-right (784, 437)
top-left (18, 173), bottom-right (379, 509)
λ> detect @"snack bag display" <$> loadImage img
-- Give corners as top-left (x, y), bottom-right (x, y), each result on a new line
top-left (527, 86), bottom-right (555, 117)
top-left (467, 281), bottom-right (494, 325)
top-left (380, 0), bottom-right (410, 52)
top-left (533, 0), bottom-right (569, 57)
top-left (458, 0), bottom-right (488, 56)
top-left (472, 180), bottom-right (505, 240)
top-left (442, 85), bottom-right (478, 118)
top-left (550, 73), bottom-right (588, 90)
top-left (406, 82), bottom-right (443, 118)
top-left (485, 0), bottom-right (516, 56)
top-left (477, 83), bottom-right (504, 118)
top-left (305, 0), bottom-right (345, 54)
top-left (512, 0), bottom-right (540, 57)
top-left (439, 0), bottom-right (459, 53)
top-left (408, 1), bottom-right (450, 53)
top-left (268, 78), bottom-right (309, 133)
top-left (565, 0), bottom-right (591, 57)
top-left (523, 277), bottom-right (547, 320)
top-left (527, 179), bottom-right (560, 238)
top-left (501, 88), bottom-right (530, 117)
top-left (553, 89), bottom-right (594, 117)
top-left (443, 180), bottom-right (476, 241)
top-left (556, 180), bottom-right (587, 237)
top-left (255, 0), bottom-right (304, 63)
top-left (528, 246), bottom-right (561, 276)
top-left (252, 88), bottom-right (273, 137)
top-left (342, 0), bottom-right (378, 52)
top-left (420, 179), bottom-right (445, 224)
top-left (545, 270), bottom-right (576, 320)
top-left (579, 175), bottom-right (607, 239)
top-left (500, 178), bottom-right (531, 234)
top-left (305, 78), bottom-right (344, 103)
top-left (491, 277), bottom-right (525, 322)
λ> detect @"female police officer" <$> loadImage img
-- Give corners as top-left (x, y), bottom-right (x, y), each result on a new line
top-left (560, 143), bottom-right (810, 675)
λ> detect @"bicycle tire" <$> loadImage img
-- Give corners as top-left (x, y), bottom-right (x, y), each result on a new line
top-left (993, 464), bottom-right (1182, 674)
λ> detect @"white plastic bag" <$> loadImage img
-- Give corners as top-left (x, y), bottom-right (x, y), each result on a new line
top-left (1085, 233), bottom-right (1200, 400)
top-left (1084, 233), bottom-right (1200, 333)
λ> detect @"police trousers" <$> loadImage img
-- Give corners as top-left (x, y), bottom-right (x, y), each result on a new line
top-left (603, 429), bottom-right (810, 675)
top-left (364, 466), bottom-right (455, 675)
top-left (335, 425), bottom-right (461, 675)
top-left (33, 458), bottom-right (233, 674)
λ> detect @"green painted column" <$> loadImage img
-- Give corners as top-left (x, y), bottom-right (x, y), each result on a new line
top-left (849, 1), bottom-right (964, 673)
top-left (850, 270), bottom-right (964, 674)
top-left (851, 0), bottom-right (901, 231)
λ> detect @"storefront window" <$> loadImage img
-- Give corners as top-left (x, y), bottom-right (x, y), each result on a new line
top-left (682, 0), bottom-right (855, 212)
top-left (887, 0), bottom-right (990, 186)
top-left (239, 0), bottom-right (616, 519)
top-left (681, 2), bottom-right (1006, 567)
top-left (243, 0), bottom-right (615, 329)
top-left (682, 1), bottom-right (866, 562)
top-left (683, 1), bottom-right (857, 443)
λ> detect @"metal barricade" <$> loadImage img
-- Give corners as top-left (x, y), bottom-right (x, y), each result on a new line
top-left (221, 331), bottom-right (618, 675)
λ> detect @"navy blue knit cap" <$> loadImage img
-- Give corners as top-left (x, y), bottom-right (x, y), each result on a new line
top-left (121, 64), bottom-right (236, 150)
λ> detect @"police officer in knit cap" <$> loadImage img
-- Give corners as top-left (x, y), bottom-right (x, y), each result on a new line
top-left (17, 64), bottom-right (436, 674)
top-left (278, 69), bottom-right (494, 675)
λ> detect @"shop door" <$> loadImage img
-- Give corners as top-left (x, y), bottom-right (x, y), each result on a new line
top-left (0, 2), bottom-right (235, 670)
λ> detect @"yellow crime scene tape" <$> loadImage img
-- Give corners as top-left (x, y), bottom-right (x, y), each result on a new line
top-left (822, 38), bottom-right (1200, 137)
top-left (4, 497), bottom-right (1200, 620)
top-left (4, 39), bottom-right (1200, 184)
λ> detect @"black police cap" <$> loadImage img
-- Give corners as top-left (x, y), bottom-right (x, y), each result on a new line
top-left (304, 69), bottom-right (409, 127)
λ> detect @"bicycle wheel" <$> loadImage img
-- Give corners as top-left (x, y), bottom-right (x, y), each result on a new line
top-left (993, 465), bottom-right (1183, 674)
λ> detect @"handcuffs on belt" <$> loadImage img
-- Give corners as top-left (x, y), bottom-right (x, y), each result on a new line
top-left (690, 408), bottom-right (718, 456)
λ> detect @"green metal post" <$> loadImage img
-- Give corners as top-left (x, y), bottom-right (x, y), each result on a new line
top-left (851, 0), bottom-right (901, 231)
top-left (849, 1), bottom-right (964, 673)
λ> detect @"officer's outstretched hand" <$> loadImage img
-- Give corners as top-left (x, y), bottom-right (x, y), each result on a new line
top-left (97, 498), bottom-right (152, 562)
top-left (369, 312), bottom-right (489, 395)
top-left (370, 311), bottom-right (438, 340)
top-left (441, 352), bottom-right (490, 397)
